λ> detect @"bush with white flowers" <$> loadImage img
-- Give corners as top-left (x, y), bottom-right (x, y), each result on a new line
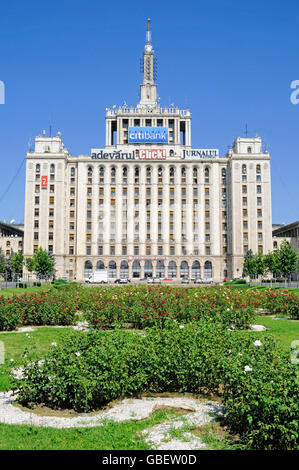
top-left (11, 322), bottom-right (298, 450)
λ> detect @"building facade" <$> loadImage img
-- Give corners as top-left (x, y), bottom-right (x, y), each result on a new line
top-left (0, 221), bottom-right (23, 258)
top-left (273, 221), bottom-right (299, 280)
top-left (23, 21), bottom-right (273, 282)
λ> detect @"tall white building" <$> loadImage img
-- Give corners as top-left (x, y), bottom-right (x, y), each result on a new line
top-left (23, 20), bottom-right (273, 282)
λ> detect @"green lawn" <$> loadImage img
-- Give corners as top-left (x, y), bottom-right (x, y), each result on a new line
top-left (0, 327), bottom-right (72, 391)
top-left (256, 315), bottom-right (299, 352)
top-left (0, 285), bottom-right (52, 298)
top-left (0, 318), bottom-right (297, 450)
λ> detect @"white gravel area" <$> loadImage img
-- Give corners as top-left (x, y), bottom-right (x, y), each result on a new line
top-left (1, 327), bottom-right (37, 334)
top-left (141, 400), bottom-right (223, 450)
top-left (250, 324), bottom-right (268, 331)
top-left (72, 321), bottom-right (90, 331)
top-left (0, 392), bottom-right (223, 448)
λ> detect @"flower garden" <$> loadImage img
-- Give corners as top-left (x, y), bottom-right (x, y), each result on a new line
top-left (0, 284), bottom-right (298, 450)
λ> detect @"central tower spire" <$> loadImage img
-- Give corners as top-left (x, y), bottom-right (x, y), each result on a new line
top-left (146, 17), bottom-right (152, 48)
top-left (138, 18), bottom-right (158, 109)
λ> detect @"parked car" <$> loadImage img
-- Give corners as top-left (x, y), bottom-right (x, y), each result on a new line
top-left (147, 277), bottom-right (154, 284)
top-left (114, 278), bottom-right (130, 284)
top-left (204, 278), bottom-right (213, 284)
top-left (181, 277), bottom-right (190, 284)
top-left (153, 277), bottom-right (161, 283)
top-left (194, 278), bottom-right (203, 284)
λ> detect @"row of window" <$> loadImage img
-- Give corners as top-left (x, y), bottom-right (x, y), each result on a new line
top-left (83, 259), bottom-right (213, 279)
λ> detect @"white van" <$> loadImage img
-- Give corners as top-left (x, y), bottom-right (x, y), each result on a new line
top-left (86, 271), bottom-right (108, 283)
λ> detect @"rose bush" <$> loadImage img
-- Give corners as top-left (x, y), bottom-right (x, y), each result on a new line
top-left (0, 289), bottom-right (78, 330)
top-left (12, 322), bottom-right (298, 450)
top-left (0, 284), bottom-right (298, 331)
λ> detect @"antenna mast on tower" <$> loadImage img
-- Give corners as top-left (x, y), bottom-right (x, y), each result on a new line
top-left (146, 18), bottom-right (151, 45)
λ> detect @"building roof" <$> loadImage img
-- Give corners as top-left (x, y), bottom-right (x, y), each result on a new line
top-left (0, 221), bottom-right (24, 237)
top-left (272, 220), bottom-right (299, 236)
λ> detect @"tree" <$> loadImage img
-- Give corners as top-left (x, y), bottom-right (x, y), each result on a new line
top-left (274, 239), bottom-right (299, 278)
top-left (243, 250), bottom-right (256, 278)
top-left (255, 251), bottom-right (268, 277)
top-left (25, 257), bottom-right (35, 273)
top-left (0, 249), bottom-right (5, 274)
top-left (10, 252), bottom-right (24, 276)
top-left (32, 247), bottom-right (55, 278)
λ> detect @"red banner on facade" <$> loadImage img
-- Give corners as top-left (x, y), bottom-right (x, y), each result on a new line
top-left (41, 175), bottom-right (48, 188)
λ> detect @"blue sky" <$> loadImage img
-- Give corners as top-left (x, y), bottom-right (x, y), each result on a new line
top-left (0, 0), bottom-right (298, 224)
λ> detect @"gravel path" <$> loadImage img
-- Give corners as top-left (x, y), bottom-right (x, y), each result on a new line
top-left (0, 392), bottom-right (223, 449)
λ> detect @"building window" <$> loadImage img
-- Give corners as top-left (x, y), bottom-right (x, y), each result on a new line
top-left (111, 167), bottom-right (116, 184)
top-left (99, 166), bottom-right (105, 182)
top-left (204, 167), bottom-right (209, 183)
top-left (158, 166), bottom-right (163, 183)
top-left (169, 167), bottom-right (175, 184)
top-left (146, 167), bottom-right (151, 184)
top-left (35, 196), bottom-right (40, 205)
top-left (134, 167), bottom-right (139, 184)
top-left (193, 167), bottom-right (198, 184)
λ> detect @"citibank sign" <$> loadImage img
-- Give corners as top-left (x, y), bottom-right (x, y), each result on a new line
top-left (182, 149), bottom-right (219, 159)
top-left (128, 127), bottom-right (168, 143)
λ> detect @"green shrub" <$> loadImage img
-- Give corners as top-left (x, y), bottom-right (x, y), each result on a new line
top-left (223, 335), bottom-right (298, 450)
top-left (12, 323), bottom-right (299, 450)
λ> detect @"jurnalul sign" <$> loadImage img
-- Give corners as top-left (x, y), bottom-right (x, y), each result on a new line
top-left (182, 149), bottom-right (219, 159)
top-left (128, 127), bottom-right (168, 143)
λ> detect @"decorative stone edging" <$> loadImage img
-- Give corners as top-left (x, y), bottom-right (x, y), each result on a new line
top-left (0, 392), bottom-right (223, 449)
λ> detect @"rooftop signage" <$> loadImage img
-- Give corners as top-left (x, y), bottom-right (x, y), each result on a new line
top-left (91, 148), bottom-right (167, 160)
top-left (91, 149), bottom-right (135, 160)
top-left (182, 149), bottom-right (219, 159)
top-left (137, 148), bottom-right (166, 160)
top-left (128, 127), bottom-right (168, 143)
